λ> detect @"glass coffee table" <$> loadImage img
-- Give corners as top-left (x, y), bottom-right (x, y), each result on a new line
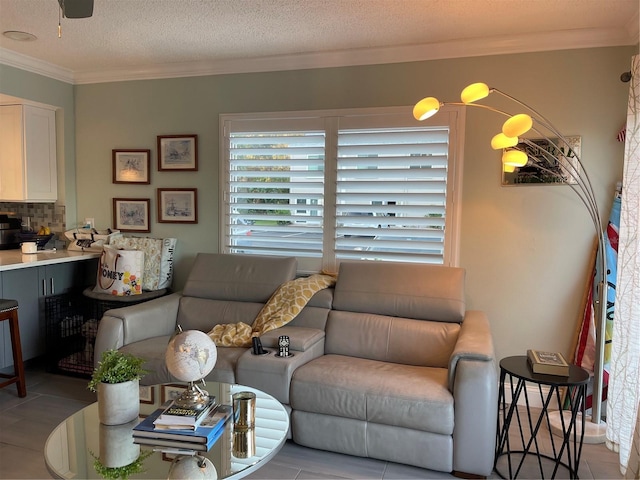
top-left (45, 383), bottom-right (289, 479)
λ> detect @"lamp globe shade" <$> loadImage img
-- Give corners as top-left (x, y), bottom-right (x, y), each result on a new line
top-left (413, 97), bottom-right (440, 121)
top-left (503, 163), bottom-right (516, 173)
top-left (166, 330), bottom-right (217, 382)
top-left (502, 114), bottom-right (533, 138)
top-left (460, 82), bottom-right (490, 104)
top-left (502, 149), bottom-right (528, 167)
top-left (491, 133), bottom-right (519, 150)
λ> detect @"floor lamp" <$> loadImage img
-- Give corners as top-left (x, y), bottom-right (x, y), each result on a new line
top-left (413, 83), bottom-right (608, 442)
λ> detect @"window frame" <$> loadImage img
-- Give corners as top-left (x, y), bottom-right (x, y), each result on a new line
top-left (219, 105), bottom-right (465, 272)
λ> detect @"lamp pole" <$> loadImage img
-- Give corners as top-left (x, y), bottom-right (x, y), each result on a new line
top-left (414, 84), bottom-right (609, 433)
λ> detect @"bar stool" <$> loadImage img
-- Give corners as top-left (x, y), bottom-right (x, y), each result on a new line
top-left (0, 299), bottom-right (27, 397)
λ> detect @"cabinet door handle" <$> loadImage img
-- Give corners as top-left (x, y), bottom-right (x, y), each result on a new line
top-left (42, 278), bottom-right (47, 296)
top-left (50, 278), bottom-right (55, 295)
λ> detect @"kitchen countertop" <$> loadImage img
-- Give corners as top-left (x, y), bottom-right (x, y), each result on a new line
top-left (0, 249), bottom-right (99, 272)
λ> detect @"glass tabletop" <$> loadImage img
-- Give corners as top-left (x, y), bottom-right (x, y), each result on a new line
top-left (44, 383), bottom-right (289, 479)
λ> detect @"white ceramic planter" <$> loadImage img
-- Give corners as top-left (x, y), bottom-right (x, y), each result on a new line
top-left (99, 419), bottom-right (141, 468)
top-left (97, 379), bottom-right (140, 426)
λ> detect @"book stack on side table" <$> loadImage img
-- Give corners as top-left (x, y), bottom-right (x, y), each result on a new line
top-left (526, 349), bottom-right (570, 376)
top-left (133, 402), bottom-right (232, 452)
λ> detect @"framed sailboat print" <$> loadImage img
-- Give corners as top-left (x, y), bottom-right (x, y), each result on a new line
top-left (157, 188), bottom-right (198, 224)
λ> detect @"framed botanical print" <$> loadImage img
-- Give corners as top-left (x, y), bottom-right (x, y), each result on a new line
top-left (113, 198), bottom-right (151, 232)
top-left (112, 149), bottom-right (151, 184)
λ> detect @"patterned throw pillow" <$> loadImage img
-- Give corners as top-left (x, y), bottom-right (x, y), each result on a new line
top-left (110, 237), bottom-right (177, 291)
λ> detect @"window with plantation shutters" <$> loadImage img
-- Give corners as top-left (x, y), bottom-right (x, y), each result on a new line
top-left (220, 106), bottom-right (464, 273)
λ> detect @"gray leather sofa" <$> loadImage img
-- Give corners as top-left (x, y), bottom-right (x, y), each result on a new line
top-left (94, 253), bottom-right (497, 477)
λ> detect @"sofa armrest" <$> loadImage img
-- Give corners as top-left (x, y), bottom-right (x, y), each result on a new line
top-left (236, 326), bottom-right (325, 405)
top-left (448, 310), bottom-right (498, 477)
top-left (94, 292), bottom-right (181, 366)
top-left (448, 310), bottom-right (494, 389)
top-left (259, 325), bottom-right (325, 352)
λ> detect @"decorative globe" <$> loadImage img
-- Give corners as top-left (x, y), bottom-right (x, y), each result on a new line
top-left (168, 455), bottom-right (217, 480)
top-left (166, 330), bottom-right (217, 383)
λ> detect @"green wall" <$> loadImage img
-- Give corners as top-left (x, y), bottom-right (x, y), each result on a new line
top-left (2, 45), bottom-right (637, 363)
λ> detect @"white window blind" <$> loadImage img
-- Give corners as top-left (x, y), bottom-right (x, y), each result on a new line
top-left (221, 106), bottom-right (463, 272)
top-left (335, 126), bottom-right (448, 264)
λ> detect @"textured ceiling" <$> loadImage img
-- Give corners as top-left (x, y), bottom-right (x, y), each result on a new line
top-left (0, 0), bottom-right (638, 84)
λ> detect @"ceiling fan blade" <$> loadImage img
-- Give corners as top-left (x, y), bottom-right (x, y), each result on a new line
top-left (58, 0), bottom-right (94, 18)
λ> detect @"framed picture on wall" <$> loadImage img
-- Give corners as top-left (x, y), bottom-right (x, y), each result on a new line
top-left (139, 385), bottom-right (155, 404)
top-left (113, 198), bottom-right (151, 232)
top-left (157, 134), bottom-right (198, 171)
top-left (112, 149), bottom-right (151, 184)
top-left (157, 188), bottom-right (197, 223)
top-left (502, 136), bottom-right (581, 186)
top-left (161, 384), bottom-right (187, 404)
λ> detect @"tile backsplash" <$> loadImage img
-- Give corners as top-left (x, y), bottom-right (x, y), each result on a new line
top-left (0, 202), bottom-right (66, 233)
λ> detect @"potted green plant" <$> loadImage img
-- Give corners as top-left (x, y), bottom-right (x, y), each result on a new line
top-left (89, 349), bottom-right (148, 425)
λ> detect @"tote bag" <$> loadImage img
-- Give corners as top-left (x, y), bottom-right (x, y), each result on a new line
top-left (65, 228), bottom-right (122, 252)
top-left (94, 246), bottom-right (145, 296)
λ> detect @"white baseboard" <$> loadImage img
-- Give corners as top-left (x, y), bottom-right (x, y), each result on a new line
top-left (502, 382), bottom-right (560, 410)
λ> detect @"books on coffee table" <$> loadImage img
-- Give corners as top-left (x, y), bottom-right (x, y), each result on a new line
top-left (153, 397), bottom-right (216, 430)
top-left (527, 349), bottom-right (570, 376)
top-left (134, 426), bottom-right (225, 452)
top-left (134, 404), bottom-right (232, 445)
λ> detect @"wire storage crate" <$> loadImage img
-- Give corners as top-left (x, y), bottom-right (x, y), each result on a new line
top-left (46, 288), bottom-right (170, 377)
top-left (45, 292), bottom-right (97, 377)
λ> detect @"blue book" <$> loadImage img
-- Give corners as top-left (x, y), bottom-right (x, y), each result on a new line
top-left (133, 426), bottom-right (224, 452)
top-left (133, 404), bottom-right (232, 444)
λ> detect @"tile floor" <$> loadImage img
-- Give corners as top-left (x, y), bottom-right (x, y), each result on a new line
top-left (0, 360), bottom-right (624, 479)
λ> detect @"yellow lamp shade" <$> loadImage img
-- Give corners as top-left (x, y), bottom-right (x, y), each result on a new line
top-left (502, 149), bottom-right (528, 167)
top-left (413, 97), bottom-right (441, 121)
top-left (503, 163), bottom-right (516, 173)
top-left (460, 83), bottom-right (490, 104)
top-left (502, 114), bottom-right (533, 137)
top-left (491, 133), bottom-right (518, 150)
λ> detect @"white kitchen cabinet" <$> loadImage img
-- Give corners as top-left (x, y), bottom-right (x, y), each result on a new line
top-left (0, 104), bottom-right (57, 202)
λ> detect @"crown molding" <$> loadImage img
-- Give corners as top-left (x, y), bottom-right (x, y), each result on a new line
top-left (1, 27), bottom-right (637, 85)
top-left (0, 48), bottom-right (75, 84)
top-left (626, 15), bottom-right (640, 44)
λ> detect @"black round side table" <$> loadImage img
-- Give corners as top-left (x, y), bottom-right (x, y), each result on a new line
top-left (494, 355), bottom-right (589, 479)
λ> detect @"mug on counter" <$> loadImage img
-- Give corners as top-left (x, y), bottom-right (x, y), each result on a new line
top-left (21, 242), bottom-right (37, 254)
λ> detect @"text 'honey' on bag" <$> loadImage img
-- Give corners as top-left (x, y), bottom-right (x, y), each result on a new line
top-left (93, 245), bottom-right (144, 296)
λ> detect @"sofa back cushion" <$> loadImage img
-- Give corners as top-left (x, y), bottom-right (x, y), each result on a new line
top-left (178, 297), bottom-right (265, 331)
top-left (182, 253), bottom-right (296, 302)
top-left (325, 311), bottom-right (460, 367)
top-left (332, 261), bottom-right (465, 323)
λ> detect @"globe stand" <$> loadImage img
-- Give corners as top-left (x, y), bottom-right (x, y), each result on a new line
top-left (172, 380), bottom-right (210, 410)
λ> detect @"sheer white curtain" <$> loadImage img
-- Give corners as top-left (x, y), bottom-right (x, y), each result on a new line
top-left (607, 54), bottom-right (640, 477)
